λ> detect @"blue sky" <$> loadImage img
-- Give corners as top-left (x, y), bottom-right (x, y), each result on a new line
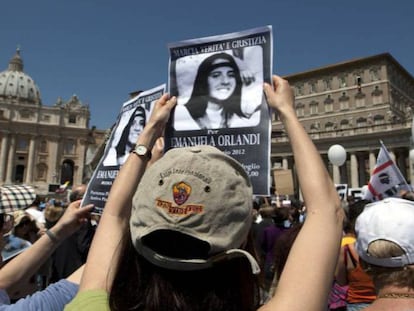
top-left (1, 0), bottom-right (413, 129)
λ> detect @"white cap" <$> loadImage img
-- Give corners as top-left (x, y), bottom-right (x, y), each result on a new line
top-left (355, 197), bottom-right (414, 267)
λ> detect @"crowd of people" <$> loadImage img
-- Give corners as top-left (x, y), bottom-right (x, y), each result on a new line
top-left (0, 76), bottom-right (412, 310)
top-left (0, 183), bottom-right (98, 309)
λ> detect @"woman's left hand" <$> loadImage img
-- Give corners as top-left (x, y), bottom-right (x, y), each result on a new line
top-left (51, 200), bottom-right (94, 240)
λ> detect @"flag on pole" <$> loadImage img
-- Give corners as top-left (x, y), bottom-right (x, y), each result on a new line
top-left (364, 141), bottom-right (411, 201)
top-left (55, 181), bottom-right (70, 194)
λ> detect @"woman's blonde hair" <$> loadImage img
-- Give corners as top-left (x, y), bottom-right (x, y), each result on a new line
top-left (363, 240), bottom-right (414, 290)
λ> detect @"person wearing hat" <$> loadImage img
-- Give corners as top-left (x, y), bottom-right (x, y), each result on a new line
top-left (0, 185), bottom-right (38, 262)
top-left (355, 197), bottom-right (414, 310)
top-left (66, 76), bottom-right (343, 311)
top-left (0, 184), bottom-right (94, 309)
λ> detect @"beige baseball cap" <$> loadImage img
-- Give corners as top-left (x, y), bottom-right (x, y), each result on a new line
top-left (130, 145), bottom-right (259, 274)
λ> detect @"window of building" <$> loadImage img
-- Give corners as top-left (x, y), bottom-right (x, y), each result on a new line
top-left (324, 101), bottom-right (333, 112)
top-left (323, 78), bottom-right (332, 91)
top-left (339, 75), bottom-right (347, 88)
top-left (296, 103), bottom-right (304, 117)
top-left (14, 165), bottom-right (25, 183)
top-left (370, 68), bottom-right (380, 81)
top-left (40, 140), bottom-right (48, 153)
top-left (17, 138), bottom-right (28, 151)
top-left (310, 122), bottom-right (320, 132)
top-left (310, 101), bottom-right (319, 115)
top-left (309, 82), bottom-right (317, 94)
top-left (20, 110), bottom-right (31, 119)
top-left (69, 114), bottom-right (77, 124)
top-left (373, 115), bottom-right (385, 125)
top-left (355, 74), bottom-right (363, 85)
top-left (60, 159), bottom-right (74, 186)
top-left (42, 114), bottom-right (51, 122)
top-left (372, 86), bottom-right (383, 105)
top-left (64, 139), bottom-right (76, 155)
top-left (0, 110), bottom-right (4, 119)
top-left (339, 92), bottom-right (349, 110)
top-left (36, 163), bottom-right (48, 181)
top-left (324, 95), bottom-right (334, 112)
top-left (325, 122), bottom-right (335, 132)
top-left (357, 117), bottom-right (367, 128)
top-left (295, 84), bottom-right (303, 96)
top-left (340, 119), bottom-right (349, 130)
top-left (355, 93), bottom-right (366, 108)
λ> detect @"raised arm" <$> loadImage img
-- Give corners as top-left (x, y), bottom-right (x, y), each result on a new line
top-left (260, 76), bottom-right (343, 311)
top-left (79, 94), bottom-right (176, 292)
top-left (0, 200), bottom-right (93, 292)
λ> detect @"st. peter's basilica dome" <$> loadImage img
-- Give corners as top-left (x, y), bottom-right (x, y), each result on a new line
top-left (0, 48), bottom-right (41, 105)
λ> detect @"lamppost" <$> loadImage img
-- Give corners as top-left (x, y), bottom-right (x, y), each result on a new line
top-left (328, 144), bottom-right (347, 185)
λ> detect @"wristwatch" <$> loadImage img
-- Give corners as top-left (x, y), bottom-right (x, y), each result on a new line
top-left (131, 144), bottom-right (152, 160)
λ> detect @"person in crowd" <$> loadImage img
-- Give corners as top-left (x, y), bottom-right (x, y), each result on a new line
top-left (44, 200), bottom-right (65, 229)
top-left (49, 184), bottom-right (96, 283)
top-left (66, 76), bottom-right (343, 311)
top-left (8, 207), bottom-right (49, 299)
top-left (260, 206), bottom-right (290, 291)
top-left (0, 184), bottom-right (94, 310)
top-left (12, 210), bottom-right (42, 244)
top-left (174, 52), bottom-right (260, 130)
top-left (268, 223), bottom-right (303, 298)
top-left (252, 205), bottom-right (275, 259)
top-left (104, 105), bottom-right (147, 166)
top-left (335, 200), bottom-right (376, 311)
top-left (355, 197), bottom-right (414, 310)
top-left (8, 210), bottom-right (46, 299)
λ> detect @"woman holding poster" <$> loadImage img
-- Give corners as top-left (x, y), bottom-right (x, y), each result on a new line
top-left (66, 76), bottom-right (343, 311)
top-left (174, 52), bottom-right (261, 130)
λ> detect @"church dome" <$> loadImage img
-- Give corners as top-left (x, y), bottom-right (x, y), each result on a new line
top-left (0, 49), bottom-right (42, 105)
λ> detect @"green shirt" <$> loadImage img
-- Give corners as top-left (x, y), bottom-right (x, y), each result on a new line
top-left (64, 290), bottom-right (110, 311)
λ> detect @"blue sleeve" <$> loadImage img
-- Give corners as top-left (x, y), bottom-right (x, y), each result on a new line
top-left (0, 280), bottom-right (78, 311)
top-left (0, 290), bottom-right (10, 305)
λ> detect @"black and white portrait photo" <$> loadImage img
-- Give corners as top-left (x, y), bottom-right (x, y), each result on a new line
top-left (172, 47), bottom-right (263, 131)
top-left (102, 105), bottom-right (147, 167)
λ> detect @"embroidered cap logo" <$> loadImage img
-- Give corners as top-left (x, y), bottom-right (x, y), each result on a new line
top-left (173, 182), bottom-right (191, 205)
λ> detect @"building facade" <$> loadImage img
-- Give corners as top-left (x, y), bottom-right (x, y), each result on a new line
top-left (0, 49), bottom-right (105, 195)
top-left (2, 49), bottom-right (413, 197)
top-left (272, 53), bottom-right (414, 195)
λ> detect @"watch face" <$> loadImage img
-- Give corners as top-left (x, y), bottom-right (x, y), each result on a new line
top-left (136, 145), bottom-right (148, 155)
